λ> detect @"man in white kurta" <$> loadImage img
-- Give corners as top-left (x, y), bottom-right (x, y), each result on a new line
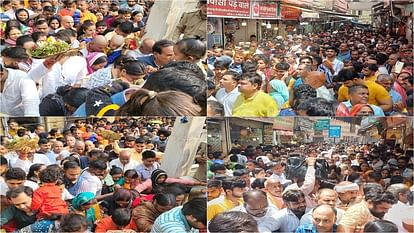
top-left (0, 67), bottom-right (40, 116)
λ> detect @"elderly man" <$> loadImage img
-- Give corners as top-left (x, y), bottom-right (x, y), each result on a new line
top-left (127, 38), bottom-right (156, 58)
top-left (231, 189), bottom-right (279, 232)
top-left (61, 16), bottom-right (75, 30)
top-left (338, 188), bottom-right (396, 233)
top-left (109, 150), bottom-right (140, 172)
top-left (0, 186), bottom-right (37, 230)
top-left (80, 35), bottom-right (108, 58)
top-left (296, 204), bottom-right (337, 233)
top-left (384, 184), bottom-right (411, 232)
top-left (264, 178), bottom-right (284, 209)
top-left (300, 188), bottom-right (345, 225)
top-left (376, 74), bottom-right (404, 113)
top-left (334, 181), bottom-right (360, 211)
top-left (11, 146), bottom-right (50, 174)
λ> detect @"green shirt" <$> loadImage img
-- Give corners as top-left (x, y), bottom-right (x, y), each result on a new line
top-left (0, 206), bottom-right (36, 229)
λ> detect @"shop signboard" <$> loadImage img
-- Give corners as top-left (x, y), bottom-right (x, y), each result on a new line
top-left (281, 5), bottom-right (301, 20)
top-left (208, 0), bottom-right (252, 18)
top-left (314, 119), bottom-right (330, 131)
top-left (251, 1), bottom-right (281, 19)
top-left (329, 126), bottom-right (341, 138)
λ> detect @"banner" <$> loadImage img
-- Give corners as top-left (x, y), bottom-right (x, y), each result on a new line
top-left (251, 1), bottom-right (281, 19)
top-left (281, 5), bottom-right (302, 20)
top-left (208, 0), bottom-right (252, 18)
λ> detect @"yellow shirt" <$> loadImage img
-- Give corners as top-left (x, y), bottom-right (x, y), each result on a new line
top-left (232, 91), bottom-right (279, 117)
top-left (365, 75), bottom-right (376, 82)
top-left (337, 80), bottom-right (391, 106)
top-left (207, 196), bottom-right (243, 221)
top-left (113, 141), bottom-right (142, 163)
top-left (81, 11), bottom-right (97, 23)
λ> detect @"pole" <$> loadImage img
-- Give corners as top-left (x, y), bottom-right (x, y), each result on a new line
top-left (161, 117), bottom-right (206, 178)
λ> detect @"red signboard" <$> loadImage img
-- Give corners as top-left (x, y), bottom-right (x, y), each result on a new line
top-left (251, 1), bottom-right (280, 19)
top-left (208, 0), bottom-right (252, 18)
top-left (281, 5), bottom-right (301, 21)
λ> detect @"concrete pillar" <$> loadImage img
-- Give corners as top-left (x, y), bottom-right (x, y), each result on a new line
top-left (143, 0), bottom-right (198, 41)
top-left (160, 116), bottom-right (206, 178)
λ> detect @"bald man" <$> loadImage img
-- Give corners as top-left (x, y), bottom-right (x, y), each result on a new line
top-left (109, 150), bottom-right (140, 172)
top-left (264, 178), bottom-right (284, 209)
top-left (334, 181), bottom-right (360, 211)
top-left (300, 188), bottom-right (345, 225)
top-left (127, 38), bottom-right (156, 58)
top-left (80, 35), bottom-right (108, 58)
top-left (61, 16), bottom-right (75, 30)
top-left (231, 189), bottom-right (280, 232)
top-left (296, 204), bottom-right (337, 233)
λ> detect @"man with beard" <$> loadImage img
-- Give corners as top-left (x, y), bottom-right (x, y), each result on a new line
top-left (265, 178), bottom-right (284, 209)
top-left (270, 189), bottom-right (309, 232)
top-left (334, 181), bottom-right (360, 211)
top-left (231, 189), bottom-right (280, 232)
top-left (207, 177), bottom-right (245, 221)
top-left (152, 129), bottom-right (170, 153)
top-left (337, 189), bottom-right (396, 233)
top-left (151, 198), bottom-right (206, 232)
top-left (300, 188), bottom-right (345, 225)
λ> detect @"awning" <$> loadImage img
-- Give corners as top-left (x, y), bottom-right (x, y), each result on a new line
top-left (283, 3), bottom-right (359, 18)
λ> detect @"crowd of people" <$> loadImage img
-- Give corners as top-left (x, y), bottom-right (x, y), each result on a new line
top-left (207, 142), bottom-right (413, 233)
top-left (207, 26), bottom-right (413, 117)
top-left (0, 117), bottom-right (207, 232)
top-left (0, 0), bottom-right (207, 117)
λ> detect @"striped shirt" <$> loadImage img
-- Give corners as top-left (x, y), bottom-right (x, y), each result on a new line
top-left (68, 169), bottom-right (102, 196)
top-left (151, 206), bottom-right (198, 233)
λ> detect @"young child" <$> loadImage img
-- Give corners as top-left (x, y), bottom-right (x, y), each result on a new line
top-left (136, 150), bottom-right (160, 181)
top-left (31, 166), bottom-right (69, 219)
top-left (78, 20), bottom-right (96, 44)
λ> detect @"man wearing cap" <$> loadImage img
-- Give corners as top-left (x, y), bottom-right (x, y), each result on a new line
top-left (334, 181), bottom-right (360, 211)
top-left (172, 0), bottom-right (207, 41)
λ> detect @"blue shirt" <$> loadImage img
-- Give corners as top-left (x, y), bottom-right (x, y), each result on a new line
top-left (295, 223), bottom-right (337, 233)
top-left (151, 206), bottom-right (198, 233)
top-left (136, 162), bottom-right (160, 181)
top-left (137, 54), bottom-right (157, 67)
top-left (337, 50), bottom-right (351, 62)
top-left (293, 77), bottom-right (304, 89)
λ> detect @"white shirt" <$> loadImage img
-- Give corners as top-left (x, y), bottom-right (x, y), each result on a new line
top-left (230, 205), bottom-right (280, 233)
top-left (384, 201), bottom-right (412, 233)
top-left (0, 68), bottom-right (40, 116)
top-left (270, 208), bottom-right (306, 232)
top-left (10, 153), bottom-right (51, 173)
top-left (40, 56), bottom-right (87, 99)
top-left (215, 87), bottom-right (240, 116)
top-left (316, 86), bottom-right (334, 101)
top-left (109, 158), bottom-right (140, 172)
top-left (73, 169), bottom-right (102, 196)
top-left (0, 179), bottom-right (39, 196)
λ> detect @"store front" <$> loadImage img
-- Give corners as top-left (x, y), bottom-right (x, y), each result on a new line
top-left (207, 0), bottom-right (302, 48)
